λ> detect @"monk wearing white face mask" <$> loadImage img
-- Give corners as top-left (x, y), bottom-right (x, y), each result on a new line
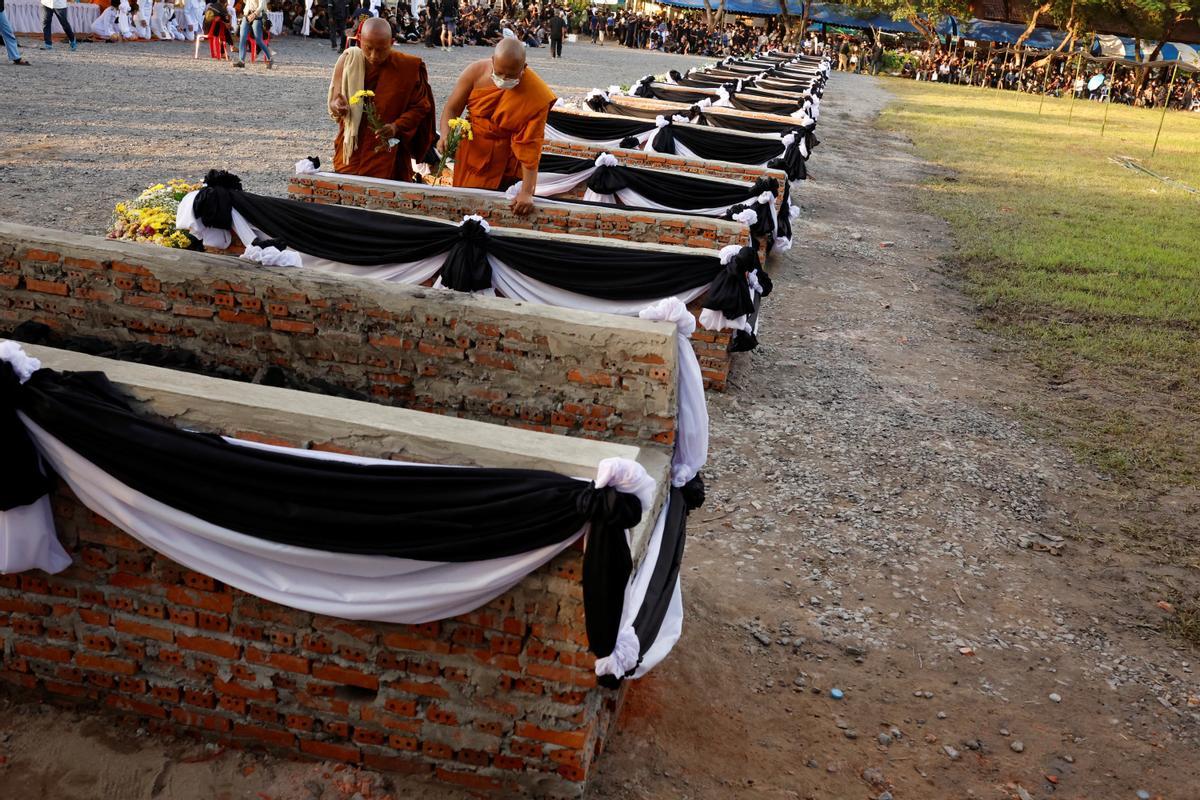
top-left (439, 38), bottom-right (557, 215)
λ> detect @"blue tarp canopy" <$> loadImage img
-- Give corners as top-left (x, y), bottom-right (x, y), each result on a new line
top-left (953, 19), bottom-right (1067, 50)
top-left (654, 0), bottom-right (919, 31)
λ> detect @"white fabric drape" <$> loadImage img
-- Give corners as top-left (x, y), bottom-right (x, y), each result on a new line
top-left (301, 0), bottom-right (313, 35)
top-left (0, 496), bottom-right (71, 576)
top-left (543, 122), bottom-right (655, 151)
top-left (595, 493), bottom-right (684, 680)
top-left (639, 299), bottom-right (707, 489)
top-left (17, 416), bottom-right (662, 632)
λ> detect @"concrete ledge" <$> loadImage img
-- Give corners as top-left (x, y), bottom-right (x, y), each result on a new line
top-left (288, 172), bottom-right (751, 252)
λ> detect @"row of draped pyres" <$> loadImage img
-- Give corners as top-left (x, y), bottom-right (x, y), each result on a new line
top-left (0, 49), bottom-right (834, 694)
top-left (178, 47), bottom-right (831, 521)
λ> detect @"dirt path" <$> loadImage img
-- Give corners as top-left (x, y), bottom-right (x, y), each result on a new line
top-left (587, 73), bottom-right (1199, 800)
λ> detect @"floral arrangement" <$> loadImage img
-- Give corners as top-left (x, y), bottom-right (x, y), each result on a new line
top-left (433, 117), bottom-right (473, 178)
top-left (350, 89), bottom-right (400, 152)
top-left (107, 179), bottom-right (200, 249)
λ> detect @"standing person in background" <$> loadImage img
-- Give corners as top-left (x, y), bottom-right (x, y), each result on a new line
top-left (547, 5), bottom-right (564, 58)
top-left (234, 0), bottom-right (273, 69)
top-left (40, 0), bottom-right (77, 50)
top-left (588, 5), bottom-right (597, 44)
top-left (837, 36), bottom-right (849, 70)
top-left (330, 0), bottom-right (354, 52)
top-left (440, 0), bottom-right (456, 51)
top-left (1, 0), bottom-right (31, 64)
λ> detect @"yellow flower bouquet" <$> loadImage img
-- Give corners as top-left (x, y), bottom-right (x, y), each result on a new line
top-left (107, 179), bottom-right (201, 250)
top-left (433, 117), bottom-right (473, 179)
top-left (350, 89), bottom-right (401, 153)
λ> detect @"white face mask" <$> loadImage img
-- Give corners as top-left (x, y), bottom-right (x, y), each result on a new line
top-left (492, 72), bottom-right (520, 90)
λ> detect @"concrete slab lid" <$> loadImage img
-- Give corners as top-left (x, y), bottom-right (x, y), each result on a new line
top-left (20, 344), bottom-right (671, 558)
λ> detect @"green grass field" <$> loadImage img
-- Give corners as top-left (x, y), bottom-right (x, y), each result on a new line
top-left (878, 81), bottom-right (1200, 487)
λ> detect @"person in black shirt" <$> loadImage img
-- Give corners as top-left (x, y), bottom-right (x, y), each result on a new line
top-left (548, 6), bottom-right (565, 58)
top-left (329, 0), bottom-right (355, 51)
top-left (440, 0), bottom-right (456, 50)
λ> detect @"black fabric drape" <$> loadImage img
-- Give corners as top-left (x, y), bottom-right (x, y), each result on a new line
top-left (703, 112), bottom-right (812, 137)
top-left (193, 183), bottom-right (758, 319)
top-left (585, 165), bottom-right (780, 212)
top-left (546, 109), bottom-right (654, 141)
top-left (729, 93), bottom-right (800, 115)
top-left (3, 361), bottom-right (646, 659)
top-left (650, 122), bottom-right (799, 179)
top-left (538, 153), bottom-right (596, 175)
top-left (631, 486), bottom-right (687, 664)
top-left (775, 183), bottom-right (794, 245)
top-left (0, 362), bottom-right (52, 511)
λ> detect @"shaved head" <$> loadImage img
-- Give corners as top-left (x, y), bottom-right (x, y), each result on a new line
top-left (359, 17), bottom-right (393, 65)
top-left (492, 37), bottom-right (526, 78)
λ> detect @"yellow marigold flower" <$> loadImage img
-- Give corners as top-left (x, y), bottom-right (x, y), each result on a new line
top-left (349, 89), bottom-right (376, 106)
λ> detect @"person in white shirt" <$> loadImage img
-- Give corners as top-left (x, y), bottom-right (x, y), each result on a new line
top-left (182, 0), bottom-right (204, 40)
top-left (40, 0), bottom-right (77, 50)
top-left (117, 0), bottom-right (139, 38)
top-left (91, 2), bottom-right (120, 39)
top-left (132, 0), bottom-right (151, 37)
top-left (234, 0), bottom-right (272, 69)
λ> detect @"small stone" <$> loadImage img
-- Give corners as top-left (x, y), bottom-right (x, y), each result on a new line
top-left (844, 728), bottom-right (858, 739)
top-left (877, 732), bottom-right (892, 746)
top-left (861, 767), bottom-right (885, 785)
top-left (1010, 741), bottom-right (1025, 753)
top-left (942, 745), bottom-right (960, 760)
top-left (999, 728), bottom-right (1010, 736)
top-left (844, 644), bottom-right (865, 657)
top-left (753, 631), bottom-right (772, 646)
top-left (850, 232), bottom-right (863, 241)
top-left (877, 793), bottom-right (894, 800)
top-left (880, 241), bottom-right (895, 248)
top-left (923, 691), bottom-right (934, 698)
top-left (806, 759), bottom-right (819, 769)
top-left (889, 726), bottom-right (902, 739)
top-left (936, 711), bottom-right (947, 719)
top-left (1136, 792), bottom-right (1151, 800)
top-left (834, 716), bottom-right (850, 729)
top-left (64, 206), bottom-right (74, 212)
top-left (1049, 692), bottom-right (1062, 703)
top-left (1063, 754), bottom-right (1074, 763)
top-left (793, 675), bottom-right (806, 687)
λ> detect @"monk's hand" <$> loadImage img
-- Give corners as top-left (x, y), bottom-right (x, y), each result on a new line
top-left (329, 93), bottom-right (349, 120)
top-left (510, 190), bottom-right (535, 216)
top-left (378, 123), bottom-right (399, 141)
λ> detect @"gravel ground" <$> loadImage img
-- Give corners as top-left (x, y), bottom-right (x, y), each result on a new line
top-left (0, 36), bottom-right (710, 235)
top-left (2, 41), bottom-right (1199, 800)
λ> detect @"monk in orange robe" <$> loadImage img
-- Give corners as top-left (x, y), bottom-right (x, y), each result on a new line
top-left (327, 18), bottom-right (435, 182)
top-left (439, 38), bottom-right (557, 215)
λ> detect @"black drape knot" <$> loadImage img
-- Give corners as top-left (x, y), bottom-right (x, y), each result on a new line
top-left (585, 94), bottom-right (607, 113)
top-left (576, 483), bottom-right (642, 532)
top-left (731, 330), bottom-right (759, 353)
top-left (252, 236), bottom-right (287, 251)
top-left (0, 359), bottom-right (21, 408)
top-left (751, 176), bottom-right (778, 197)
top-left (439, 218), bottom-right (493, 293)
top-left (193, 185), bottom-right (235, 231)
top-left (618, 135), bottom-right (641, 149)
top-left (0, 353), bottom-right (54, 511)
top-left (726, 245), bottom-right (760, 275)
top-left (203, 169), bottom-right (243, 191)
top-left (668, 69), bottom-right (683, 83)
top-left (681, 473), bottom-right (705, 511)
top-left (632, 75), bottom-right (654, 98)
top-left (757, 269), bottom-right (774, 298)
top-left (585, 164), bottom-right (627, 196)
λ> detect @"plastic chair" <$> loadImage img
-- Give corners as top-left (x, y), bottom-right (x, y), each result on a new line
top-left (247, 26), bottom-right (271, 62)
top-left (195, 19), bottom-right (230, 59)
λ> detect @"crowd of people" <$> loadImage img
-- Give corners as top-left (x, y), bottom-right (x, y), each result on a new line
top-left (295, 0), bottom-right (796, 58)
top-left (820, 32), bottom-right (1200, 112)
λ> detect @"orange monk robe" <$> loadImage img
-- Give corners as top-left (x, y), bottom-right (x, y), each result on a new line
top-left (334, 51), bottom-right (435, 182)
top-left (452, 68), bottom-right (557, 191)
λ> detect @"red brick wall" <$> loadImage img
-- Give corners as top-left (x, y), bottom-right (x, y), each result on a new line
top-left (284, 180), bottom-right (740, 391)
top-left (0, 482), bottom-right (622, 798)
top-left (0, 229), bottom-right (680, 445)
top-left (287, 175), bottom-right (750, 252)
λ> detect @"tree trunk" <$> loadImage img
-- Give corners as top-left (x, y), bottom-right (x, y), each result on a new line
top-left (909, 15), bottom-right (940, 51)
top-left (1147, 14), bottom-right (1181, 62)
top-left (701, 0), bottom-right (713, 28)
top-left (1015, 1), bottom-right (1052, 50)
top-left (799, 0), bottom-right (811, 41)
top-left (777, 0), bottom-right (790, 34)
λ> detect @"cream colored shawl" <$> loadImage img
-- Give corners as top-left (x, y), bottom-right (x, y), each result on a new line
top-left (329, 47), bottom-right (366, 156)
